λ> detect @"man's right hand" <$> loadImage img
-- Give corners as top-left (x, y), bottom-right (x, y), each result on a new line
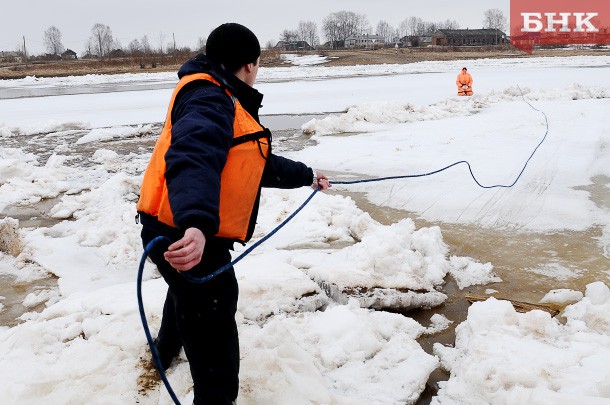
top-left (164, 227), bottom-right (206, 271)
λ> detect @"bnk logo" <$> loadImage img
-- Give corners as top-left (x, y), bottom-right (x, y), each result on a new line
top-left (510, 0), bottom-right (610, 53)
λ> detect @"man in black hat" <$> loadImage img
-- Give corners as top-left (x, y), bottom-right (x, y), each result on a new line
top-left (137, 22), bottom-right (330, 404)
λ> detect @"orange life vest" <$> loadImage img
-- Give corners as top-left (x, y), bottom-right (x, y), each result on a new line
top-left (136, 73), bottom-right (270, 243)
top-left (456, 72), bottom-right (473, 96)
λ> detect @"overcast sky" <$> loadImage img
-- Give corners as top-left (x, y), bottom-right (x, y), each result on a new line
top-left (2, 0), bottom-right (510, 55)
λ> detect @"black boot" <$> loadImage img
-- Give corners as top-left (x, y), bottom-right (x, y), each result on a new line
top-left (153, 337), bottom-right (181, 371)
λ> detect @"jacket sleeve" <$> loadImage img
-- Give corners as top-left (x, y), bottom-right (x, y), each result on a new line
top-left (164, 84), bottom-right (234, 236)
top-left (261, 153), bottom-right (314, 189)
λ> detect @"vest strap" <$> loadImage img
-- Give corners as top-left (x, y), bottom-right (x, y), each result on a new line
top-left (232, 130), bottom-right (269, 147)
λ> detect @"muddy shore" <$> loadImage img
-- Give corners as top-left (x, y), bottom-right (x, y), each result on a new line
top-left (2, 47), bottom-right (609, 80)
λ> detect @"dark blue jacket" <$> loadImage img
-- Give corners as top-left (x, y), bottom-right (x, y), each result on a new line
top-left (143, 54), bottom-right (313, 244)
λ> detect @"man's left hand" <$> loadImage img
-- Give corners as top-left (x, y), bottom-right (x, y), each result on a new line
top-left (313, 170), bottom-right (332, 190)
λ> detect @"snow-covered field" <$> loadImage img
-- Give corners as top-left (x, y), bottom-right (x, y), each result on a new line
top-left (0, 55), bottom-right (609, 403)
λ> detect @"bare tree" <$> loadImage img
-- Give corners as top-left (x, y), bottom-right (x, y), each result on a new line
top-left (398, 16), bottom-right (425, 37)
top-left (410, 17), bottom-right (424, 36)
top-left (166, 41), bottom-right (176, 54)
top-left (415, 19), bottom-right (431, 35)
top-left (297, 21), bottom-right (319, 48)
top-left (196, 36), bottom-right (207, 51)
top-left (141, 35), bottom-right (152, 54)
top-left (83, 39), bottom-right (94, 57)
top-left (439, 19), bottom-right (460, 30)
top-left (397, 19), bottom-right (410, 38)
top-left (354, 13), bottom-right (371, 36)
top-left (158, 32), bottom-right (167, 53)
top-left (323, 10), bottom-right (370, 46)
top-left (43, 26), bottom-right (64, 55)
top-left (89, 23), bottom-right (114, 57)
top-left (322, 16), bottom-right (340, 48)
top-left (112, 39), bottom-right (122, 51)
top-left (280, 29), bottom-right (299, 43)
top-left (483, 9), bottom-right (507, 31)
top-left (376, 20), bottom-right (395, 43)
top-left (128, 39), bottom-right (142, 54)
top-left (422, 21), bottom-right (438, 35)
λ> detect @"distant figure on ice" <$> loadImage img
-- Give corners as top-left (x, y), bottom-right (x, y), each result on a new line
top-left (456, 67), bottom-right (473, 96)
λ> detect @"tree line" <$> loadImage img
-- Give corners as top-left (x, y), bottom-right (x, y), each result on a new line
top-left (37, 23), bottom-right (200, 59)
top-left (277, 9), bottom-right (506, 48)
top-left (28, 8), bottom-right (506, 59)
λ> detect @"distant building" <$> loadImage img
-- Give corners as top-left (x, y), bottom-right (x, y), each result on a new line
top-left (432, 29), bottom-right (508, 46)
top-left (275, 41), bottom-right (314, 51)
top-left (345, 34), bottom-right (385, 49)
top-left (61, 49), bottom-right (77, 60)
top-left (42, 53), bottom-right (62, 61)
top-left (419, 36), bottom-right (433, 47)
top-left (108, 49), bottom-right (127, 58)
top-left (320, 40), bottom-right (345, 50)
top-left (0, 51), bottom-right (22, 63)
top-left (399, 35), bottom-right (432, 47)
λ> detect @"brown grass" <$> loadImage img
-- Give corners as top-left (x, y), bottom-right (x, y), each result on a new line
top-left (1, 47), bottom-right (608, 80)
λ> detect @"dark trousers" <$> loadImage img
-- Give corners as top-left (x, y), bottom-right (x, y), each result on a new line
top-left (142, 227), bottom-right (239, 405)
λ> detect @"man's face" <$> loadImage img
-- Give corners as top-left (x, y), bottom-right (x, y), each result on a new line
top-left (245, 57), bottom-right (260, 87)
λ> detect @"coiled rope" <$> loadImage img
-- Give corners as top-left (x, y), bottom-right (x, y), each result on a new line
top-left (137, 85), bottom-right (548, 404)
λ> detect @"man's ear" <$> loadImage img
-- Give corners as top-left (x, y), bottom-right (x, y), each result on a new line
top-left (244, 63), bottom-right (254, 73)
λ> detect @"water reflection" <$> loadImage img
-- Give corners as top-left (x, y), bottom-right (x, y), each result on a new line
top-left (0, 274), bottom-right (58, 327)
top-left (0, 82), bottom-right (176, 100)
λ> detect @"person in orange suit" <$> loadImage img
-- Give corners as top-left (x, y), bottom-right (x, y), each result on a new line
top-left (456, 67), bottom-right (473, 96)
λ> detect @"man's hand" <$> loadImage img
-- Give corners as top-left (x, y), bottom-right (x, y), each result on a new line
top-left (313, 170), bottom-right (332, 190)
top-left (164, 227), bottom-right (206, 271)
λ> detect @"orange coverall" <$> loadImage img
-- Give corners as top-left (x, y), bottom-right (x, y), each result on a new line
top-left (456, 71), bottom-right (473, 96)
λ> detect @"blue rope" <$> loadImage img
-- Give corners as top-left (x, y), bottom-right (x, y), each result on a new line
top-left (332, 86), bottom-right (549, 189)
top-left (137, 85), bottom-right (548, 404)
top-left (180, 185), bottom-right (321, 284)
top-left (136, 189), bottom-right (321, 404)
top-left (137, 236), bottom-right (181, 405)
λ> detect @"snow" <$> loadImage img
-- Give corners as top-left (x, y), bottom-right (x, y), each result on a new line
top-left (540, 289), bottom-right (584, 306)
top-left (281, 53), bottom-right (329, 66)
top-left (0, 55), bottom-right (609, 403)
top-left (75, 124), bottom-right (155, 145)
top-left (432, 283), bottom-right (610, 403)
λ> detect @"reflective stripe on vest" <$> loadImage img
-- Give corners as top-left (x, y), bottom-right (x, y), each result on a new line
top-left (136, 73), bottom-right (269, 243)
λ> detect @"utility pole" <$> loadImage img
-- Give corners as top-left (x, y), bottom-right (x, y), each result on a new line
top-left (159, 32), bottom-right (165, 54)
top-left (173, 33), bottom-right (176, 53)
top-left (23, 36), bottom-right (28, 65)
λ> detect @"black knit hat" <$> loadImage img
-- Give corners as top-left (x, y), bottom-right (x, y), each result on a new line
top-left (206, 23), bottom-right (261, 72)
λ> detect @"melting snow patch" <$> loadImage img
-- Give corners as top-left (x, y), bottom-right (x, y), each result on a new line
top-left (433, 283), bottom-right (610, 403)
top-left (75, 124), bottom-right (154, 144)
top-left (540, 289), bottom-right (584, 306)
top-left (526, 262), bottom-right (583, 280)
